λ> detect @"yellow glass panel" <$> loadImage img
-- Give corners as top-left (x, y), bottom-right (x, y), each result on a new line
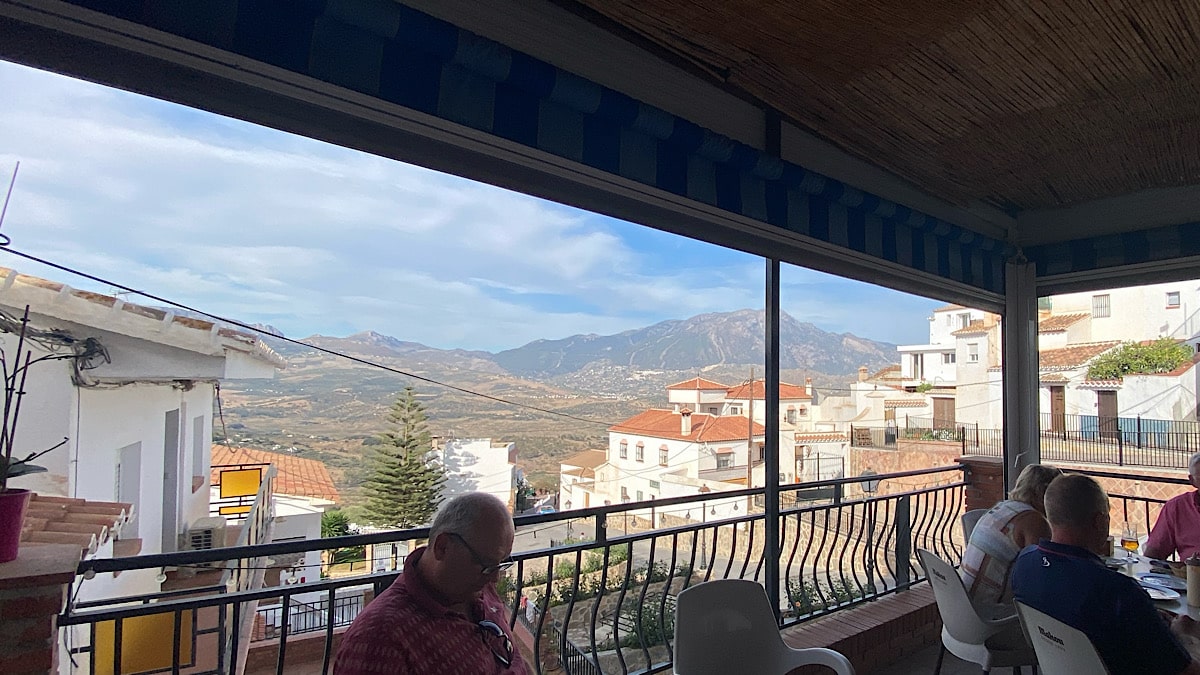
top-left (94, 609), bottom-right (194, 675)
top-left (219, 504), bottom-right (252, 515)
top-left (219, 467), bottom-right (262, 498)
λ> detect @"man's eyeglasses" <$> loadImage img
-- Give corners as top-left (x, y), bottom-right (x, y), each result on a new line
top-left (477, 619), bottom-right (514, 667)
top-left (448, 532), bottom-right (515, 575)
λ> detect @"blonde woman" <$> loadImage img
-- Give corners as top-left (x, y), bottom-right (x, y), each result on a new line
top-left (960, 464), bottom-right (1063, 608)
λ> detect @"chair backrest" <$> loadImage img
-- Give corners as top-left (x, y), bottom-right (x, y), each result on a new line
top-left (1016, 601), bottom-right (1109, 674)
top-left (917, 548), bottom-right (995, 645)
top-left (674, 579), bottom-right (787, 673)
top-left (961, 508), bottom-right (988, 542)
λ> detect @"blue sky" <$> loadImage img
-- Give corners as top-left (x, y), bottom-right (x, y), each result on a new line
top-left (0, 60), bottom-right (942, 352)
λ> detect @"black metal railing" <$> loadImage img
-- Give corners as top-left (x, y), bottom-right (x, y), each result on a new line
top-left (853, 413), bottom-right (1200, 470)
top-left (1071, 467), bottom-right (1191, 548)
top-left (254, 592), bottom-right (365, 641)
top-left (59, 465), bottom-right (966, 675)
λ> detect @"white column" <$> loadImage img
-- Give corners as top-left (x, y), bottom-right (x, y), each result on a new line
top-left (1002, 260), bottom-right (1040, 490)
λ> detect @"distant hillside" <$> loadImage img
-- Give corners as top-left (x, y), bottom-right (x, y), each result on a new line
top-left (494, 309), bottom-right (896, 377)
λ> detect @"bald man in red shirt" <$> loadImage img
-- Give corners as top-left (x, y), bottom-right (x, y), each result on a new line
top-left (335, 493), bottom-right (530, 675)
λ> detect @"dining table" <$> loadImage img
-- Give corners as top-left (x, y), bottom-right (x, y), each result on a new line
top-left (1121, 557), bottom-right (1200, 619)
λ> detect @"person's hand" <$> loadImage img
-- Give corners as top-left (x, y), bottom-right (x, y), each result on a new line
top-left (1172, 613), bottom-right (1200, 639)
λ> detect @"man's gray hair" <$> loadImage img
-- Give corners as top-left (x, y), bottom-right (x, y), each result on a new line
top-left (1044, 474), bottom-right (1108, 529)
top-left (429, 492), bottom-right (508, 540)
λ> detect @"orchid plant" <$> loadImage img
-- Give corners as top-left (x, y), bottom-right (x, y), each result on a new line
top-left (0, 306), bottom-right (70, 493)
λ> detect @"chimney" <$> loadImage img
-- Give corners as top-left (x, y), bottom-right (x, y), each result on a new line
top-left (673, 402), bottom-right (680, 413)
top-left (681, 408), bottom-right (693, 436)
top-left (858, 366), bottom-right (869, 382)
top-left (805, 377), bottom-right (813, 395)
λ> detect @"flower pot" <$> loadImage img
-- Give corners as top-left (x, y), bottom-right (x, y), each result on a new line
top-left (0, 488), bottom-right (32, 563)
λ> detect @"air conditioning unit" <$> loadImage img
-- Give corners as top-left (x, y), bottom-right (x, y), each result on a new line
top-left (186, 516), bottom-right (228, 561)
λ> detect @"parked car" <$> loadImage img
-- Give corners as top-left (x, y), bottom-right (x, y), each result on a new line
top-left (537, 504), bottom-right (556, 514)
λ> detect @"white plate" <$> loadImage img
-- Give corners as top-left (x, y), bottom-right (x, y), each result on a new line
top-left (1138, 572), bottom-right (1188, 591)
top-left (1142, 585), bottom-right (1181, 601)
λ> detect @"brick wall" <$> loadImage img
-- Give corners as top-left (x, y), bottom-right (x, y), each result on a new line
top-left (0, 544), bottom-right (79, 675)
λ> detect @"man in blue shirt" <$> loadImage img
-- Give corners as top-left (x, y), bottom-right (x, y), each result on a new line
top-left (1012, 473), bottom-right (1200, 675)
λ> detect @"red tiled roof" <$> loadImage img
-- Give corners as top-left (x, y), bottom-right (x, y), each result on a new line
top-left (22, 494), bottom-right (132, 556)
top-left (933, 304), bottom-right (965, 312)
top-left (610, 409), bottom-right (765, 442)
top-left (951, 320), bottom-right (991, 336)
top-left (724, 380), bottom-right (810, 400)
top-left (1079, 379), bottom-right (1122, 389)
top-left (1039, 373), bottom-right (1070, 383)
top-left (666, 377), bottom-right (728, 390)
top-left (1039, 341), bottom-right (1120, 371)
top-left (560, 449), bottom-right (607, 470)
top-left (884, 398), bottom-right (929, 408)
top-left (212, 445), bottom-right (339, 502)
top-left (1038, 313), bottom-right (1090, 333)
top-left (871, 364), bottom-right (903, 380)
top-left (794, 432), bottom-right (848, 443)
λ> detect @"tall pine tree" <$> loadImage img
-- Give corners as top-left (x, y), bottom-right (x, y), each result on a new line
top-left (362, 385), bottom-right (446, 528)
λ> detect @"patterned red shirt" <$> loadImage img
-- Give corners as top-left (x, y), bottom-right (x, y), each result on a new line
top-left (334, 547), bottom-right (529, 675)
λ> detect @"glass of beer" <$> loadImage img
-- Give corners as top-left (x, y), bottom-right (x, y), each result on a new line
top-left (1120, 522), bottom-right (1140, 563)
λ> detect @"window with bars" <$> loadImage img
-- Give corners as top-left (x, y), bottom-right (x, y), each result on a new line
top-left (1093, 294), bottom-right (1111, 318)
top-left (635, 442), bottom-right (644, 462)
top-left (716, 452), bottom-right (733, 469)
top-left (619, 440), bottom-right (628, 459)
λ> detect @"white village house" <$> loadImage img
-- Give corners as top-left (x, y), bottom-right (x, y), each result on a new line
top-left (0, 266), bottom-right (283, 609)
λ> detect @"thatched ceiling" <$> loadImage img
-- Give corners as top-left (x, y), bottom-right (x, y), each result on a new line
top-left (567, 0), bottom-right (1200, 213)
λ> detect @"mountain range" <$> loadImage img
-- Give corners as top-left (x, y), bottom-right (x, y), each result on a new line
top-left (262, 309), bottom-right (896, 379)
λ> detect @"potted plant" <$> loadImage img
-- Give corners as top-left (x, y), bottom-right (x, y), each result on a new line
top-left (0, 306), bottom-right (70, 562)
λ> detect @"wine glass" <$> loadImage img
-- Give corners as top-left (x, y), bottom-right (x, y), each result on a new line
top-left (1120, 521), bottom-right (1140, 563)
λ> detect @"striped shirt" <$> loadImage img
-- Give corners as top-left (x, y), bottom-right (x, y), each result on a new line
top-left (959, 500), bottom-right (1033, 608)
top-left (334, 547), bottom-right (529, 675)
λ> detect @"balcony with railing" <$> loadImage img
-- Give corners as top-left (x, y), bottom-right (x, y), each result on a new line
top-left (1, 457), bottom-right (1185, 675)
top-left (35, 465), bottom-right (965, 675)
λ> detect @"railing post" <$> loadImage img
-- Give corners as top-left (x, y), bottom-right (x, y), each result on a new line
top-left (895, 495), bottom-right (911, 590)
top-left (594, 513), bottom-right (607, 546)
top-left (1137, 415), bottom-right (1143, 449)
top-left (1118, 427), bottom-right (1125, 466)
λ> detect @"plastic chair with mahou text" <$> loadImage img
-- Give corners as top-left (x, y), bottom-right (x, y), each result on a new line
top-left (673, 578), bottom-right (855, 675)
top-left (1016, 601), bottom-right (1109, 675)
top-left (918, 548), bottom-right (1038, 674)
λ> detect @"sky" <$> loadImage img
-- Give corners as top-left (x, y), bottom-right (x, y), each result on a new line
top-left (0, 61), bottom-right (942, 352)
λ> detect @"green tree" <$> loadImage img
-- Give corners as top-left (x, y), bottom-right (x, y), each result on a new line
top-left (321, 509), bottom-right (351, 538)
top-left (362, 386), bottom-right (446, 528)
top-left (1087, 338), bottom-right (1193, 380)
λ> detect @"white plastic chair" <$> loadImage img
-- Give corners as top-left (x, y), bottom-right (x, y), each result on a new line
top-left (918, 549), bottom-right (1037, 674)
top-left (962, 508), bottom-right (989, 543)
top-left (1016, 601), bottom-right (1109, 674)
top-left (673, 578), bottom-right (855, 675)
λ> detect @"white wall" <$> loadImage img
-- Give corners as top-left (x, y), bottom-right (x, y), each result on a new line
top-left (272, 495), bottom-right (330, 584)
top-left (1051, 282), bottom-right (1200, 344)
top-left (440, 438), bottom-right (515, 509)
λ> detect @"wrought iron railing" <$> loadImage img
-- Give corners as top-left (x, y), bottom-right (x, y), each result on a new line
top-left (59, 465), bottom-right (966, 675)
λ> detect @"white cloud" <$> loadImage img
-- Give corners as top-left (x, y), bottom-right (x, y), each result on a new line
top-left (0, 61), bottom-right (938, 351)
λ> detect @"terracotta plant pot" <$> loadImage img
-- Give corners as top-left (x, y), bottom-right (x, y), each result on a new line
top-left (0, 488), bottom-right (31, 563)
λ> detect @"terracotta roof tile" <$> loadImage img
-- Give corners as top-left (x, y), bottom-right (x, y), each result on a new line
top-left (1079, 379), bottom-right (1122, 389)
top-left (724, 379), bottom-right (810, 400)
top-left (933, 304), bottom-right (965, 312)
top-left (666, 377), bottom-right (728, 390)
top-left (951, 319), bottom-right (992, 336)
top-left (871, 364), bottom-right (903, 380)
top-left (794, 433), bottom-right (848, 443)
top-left (610, 409), bottom-right (765, 442)
top-left (1039, 373), bottom-right (1070, 383)
top-left (21, 494), bottom-right (132, 557)
top-left (884, 398), bottom-right (929, 408)
top-left (1039, 341), bottom-right (1120, 371)
top-left (212, 445), bottom-right (339, 502)
top-left (1038, 313), bottom-right (1091, 333)
top-left (560, 449), bottom-right (607, 470)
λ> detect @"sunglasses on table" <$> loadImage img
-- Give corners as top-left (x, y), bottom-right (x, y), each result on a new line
top-left (447, 532), bottom-right (516, 576)
top-left (477, 619), bottom-right (515, 667)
